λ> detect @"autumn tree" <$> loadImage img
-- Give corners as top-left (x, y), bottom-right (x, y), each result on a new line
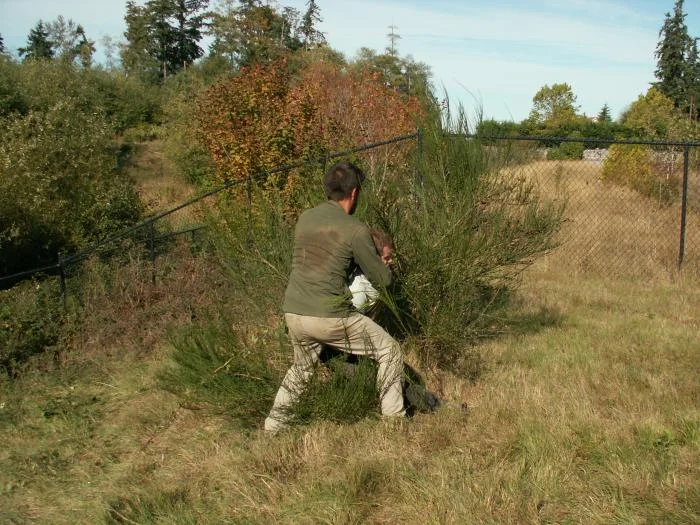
top-left (18, 21), bottom-right (54, 61)
top-left (195, 60), bottom-right (422, 198)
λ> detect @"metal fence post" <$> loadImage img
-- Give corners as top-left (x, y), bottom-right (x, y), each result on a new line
top-left (678, 146), bottom-right (690, 270)
top-left (149, 222), bottom-right (156, 285)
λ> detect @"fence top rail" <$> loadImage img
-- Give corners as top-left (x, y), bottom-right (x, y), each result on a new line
top-left (464, 134), bottom-right (700, 148)
top-left (1, 132), bottom-right (419, 284)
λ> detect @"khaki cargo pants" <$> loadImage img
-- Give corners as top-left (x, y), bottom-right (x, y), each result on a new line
top-left (264, 313), bottom-right (405, 432)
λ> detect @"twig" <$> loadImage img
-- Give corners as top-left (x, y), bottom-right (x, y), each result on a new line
top-left (108, 508), bottom-right (143, 525)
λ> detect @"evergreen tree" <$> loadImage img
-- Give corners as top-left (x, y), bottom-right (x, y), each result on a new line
top-left (18, 21), bottom-right (54, 61)
top-left (654, 0), bottom-right (692, 110)
top-left (122, 1), bottom-right (159, 80)
top-left (300, 0), bottom-right (324, 50)
top-left (0, 34), bottom-right (5, 54)
top-left (597, 103), bottom-right (612, 123)
top-left (685, 38), bottom-right (700, 120)
top-left (121, 0), bottom-right (208, 81)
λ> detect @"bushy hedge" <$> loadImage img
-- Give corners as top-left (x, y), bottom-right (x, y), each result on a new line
top-left (601, 144), bottom-right (679, 205)
top-left (0, 60), bottom-right (144, 278)
top-left (0, 279), bottom-right (64, 374)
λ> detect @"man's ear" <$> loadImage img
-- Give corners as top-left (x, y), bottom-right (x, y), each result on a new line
top-left (351, 187), bottom-right (359, 201)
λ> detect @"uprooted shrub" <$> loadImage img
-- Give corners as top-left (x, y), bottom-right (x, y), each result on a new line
top-left (162, 101), bottom-right (563, 428)
top-left (358, 108), bottom-right (564, 368)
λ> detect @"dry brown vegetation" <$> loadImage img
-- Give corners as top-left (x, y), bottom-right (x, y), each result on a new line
top-left (504, 159), bottom-right (700, 279)
top-left (1, 149), bottom-right (698, 524)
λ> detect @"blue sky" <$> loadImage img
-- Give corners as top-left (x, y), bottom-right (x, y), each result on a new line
top-left (1, 0), bottom-right (698, 121)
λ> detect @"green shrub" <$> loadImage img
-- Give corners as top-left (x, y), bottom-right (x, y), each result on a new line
top-left (359, 109), bottom-right (563, 367)
top-left (0, 279), bottom-right (63, 374)
top-left (547, 132), bottom-right (584, 160)
top-left (0, 101), bottom-right (142, 276)
top-left (601, 144), bottom-right (679, 205)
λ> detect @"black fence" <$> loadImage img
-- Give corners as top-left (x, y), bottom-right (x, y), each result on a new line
top-left (1, 131), bottom-right (698, 305)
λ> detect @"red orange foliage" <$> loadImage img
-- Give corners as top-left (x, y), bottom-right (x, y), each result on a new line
top-left (195, 59), bottom-right (423, 194)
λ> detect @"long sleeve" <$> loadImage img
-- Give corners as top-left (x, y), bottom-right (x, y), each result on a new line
top-left (351, 226), bottom-right (392, 288)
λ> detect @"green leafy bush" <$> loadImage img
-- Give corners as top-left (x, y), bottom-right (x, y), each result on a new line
top-left (0, 100), bottom-right (142, 276)
top-left (0, 279), bottom-right (63, 374)
top-left (601, 144), bottom-right (679, 205)
top-left (547, 133), bottom-right (584, 160)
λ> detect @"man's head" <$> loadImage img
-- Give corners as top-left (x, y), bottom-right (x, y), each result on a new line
top-left (324, 162), bottom-right (365, 214)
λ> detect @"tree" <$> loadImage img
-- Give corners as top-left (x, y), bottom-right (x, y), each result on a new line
top-left (386, 25), bottom-right (400, 57)
top-left (597, 103), bottom-right (612, 123)
top-left (655, 1), bottom-right (690, 106)
top-left (208, 0), bottom-right (301, 69)
top-left (528, 83), bottom-right (579, 127)
top-left (621, 87), bottom-right (690, 139)
top-left (352, 47), bottom-right (432, 101)
top-left (0, 33), bottom-right (5, 54)
top-left (686, 38), bottom-right (700, 120)
top-left (121, 1), bottom-right (158, 79)
top-left (18, 21), bottom-right (54, 61)
top-left (121, 0), bottom-right (209, 81)
top-left (45, 16), bottom-right (95, 67)
top-left (299, 0), bottom-right (324, 50)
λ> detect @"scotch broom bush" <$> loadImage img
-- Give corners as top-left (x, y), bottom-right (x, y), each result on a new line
top-left (163, 101), bottom-right (563, 426)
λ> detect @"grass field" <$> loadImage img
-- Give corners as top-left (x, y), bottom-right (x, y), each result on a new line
top-left (1, 260), bottom-right (698, 524)
top-left (1, 155), bottom-right (698, 524)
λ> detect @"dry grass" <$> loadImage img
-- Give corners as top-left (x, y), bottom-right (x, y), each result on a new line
top-left (1, 251), bottom-right (698, 523)
top-left (128, 140), bottom-right (207, 231)
top-left (503, 159), bottom-right (700, 279)
top-left (1, 153), bottom-right (698, 524)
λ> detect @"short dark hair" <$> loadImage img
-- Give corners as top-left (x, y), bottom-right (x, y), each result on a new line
top-left (323, 162), bottom-right (365, 201)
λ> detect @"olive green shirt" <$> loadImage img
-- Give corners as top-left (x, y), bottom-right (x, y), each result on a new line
top-left (283, 200), bottom-right (392, 317)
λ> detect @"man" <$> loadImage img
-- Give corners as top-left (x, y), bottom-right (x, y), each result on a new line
top-left (264, 162), bottom-right (405, 432)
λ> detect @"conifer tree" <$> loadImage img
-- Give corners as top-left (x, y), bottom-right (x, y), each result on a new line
top-left (122, 0), bottom-right (208, 81)
top-left (654, 0), bottom-right (692, 110)
top-left (18, 21), bottom-right (54, 61)
top-left (300, 0), bottom-right (324, 50)
top-left (0, 34), bottom-right (5, 54)
top-left (597, 103), bottom-right (612, 123)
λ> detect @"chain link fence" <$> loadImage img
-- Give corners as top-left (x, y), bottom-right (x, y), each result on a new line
top-left (2, 132), bottom-right (698, 303)
top-left (486, 136), bottom-right (699, 278)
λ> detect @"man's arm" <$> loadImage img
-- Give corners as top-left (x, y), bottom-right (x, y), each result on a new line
top-left (351, 227), bottom-right (392, 288)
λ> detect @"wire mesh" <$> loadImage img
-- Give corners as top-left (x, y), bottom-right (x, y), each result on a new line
top-left (485, 137), bottom-right (699, 277)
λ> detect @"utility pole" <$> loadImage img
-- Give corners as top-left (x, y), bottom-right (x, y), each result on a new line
top-left (386, 24), bottom-right (400, 57)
